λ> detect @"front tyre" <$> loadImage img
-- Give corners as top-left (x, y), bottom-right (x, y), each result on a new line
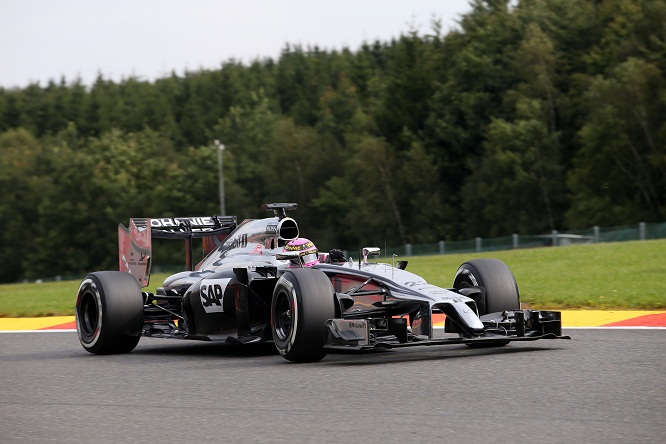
top-left (453, 258), bottom-right (520, 348)
top-left (75, 271), bottom-right (144, 354)
top-left (271, 269), bottom-right (335, 363)
top-left (453, 258), bottom-right (520, 315)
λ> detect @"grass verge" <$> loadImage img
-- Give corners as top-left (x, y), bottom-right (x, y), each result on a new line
top-left (1, 239), bottom-right (664, 317)
top-left (408, 239), bottom-right (665, 310)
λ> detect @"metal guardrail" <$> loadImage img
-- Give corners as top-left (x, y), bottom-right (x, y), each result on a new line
top-left (382, 222), bottom-right (666, 257)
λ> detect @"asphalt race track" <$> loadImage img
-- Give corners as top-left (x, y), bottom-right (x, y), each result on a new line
top-left (1, 329), bottom-right (664, 443)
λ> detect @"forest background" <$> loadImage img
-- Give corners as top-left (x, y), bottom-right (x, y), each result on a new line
top-left (1, 0), bottom-right (665, 283)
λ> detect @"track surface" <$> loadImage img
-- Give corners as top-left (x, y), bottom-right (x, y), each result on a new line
top-left (1, 330), bottom-right (664, 443)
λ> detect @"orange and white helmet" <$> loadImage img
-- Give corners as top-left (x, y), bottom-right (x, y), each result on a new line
top-left (284, 238), bottom-right (319, 267)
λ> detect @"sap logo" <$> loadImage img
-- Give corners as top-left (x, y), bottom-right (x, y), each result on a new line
top-left (201, 285), bottom-right (223, 307)
top-left (200, 278), bottom-right (231, 313)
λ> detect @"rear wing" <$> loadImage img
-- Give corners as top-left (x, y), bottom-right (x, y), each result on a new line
top-left (119, 216), bottom-right (237, 287)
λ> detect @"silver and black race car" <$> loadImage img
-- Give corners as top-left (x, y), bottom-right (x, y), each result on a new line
top-left (75, 203), bottom-right (569, 362)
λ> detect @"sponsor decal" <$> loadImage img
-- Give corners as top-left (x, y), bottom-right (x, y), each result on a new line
top-left (448, 295), bottom-right (467, 304)
top-left (332, 319), bottom-right (369, 346)
top-left (404, 281), bottom-right (447, 295)
top-left (265, 224), bottom-right (278, 234)
top-left (284, 240), bottom-right (314, 251)
top-left (404, 281), bottom-right (427, 288)
top-left (151, 217), bottom-right (217, 231)
top-left (200, 278), bottom-right (231, 313)
top-left (424, 287), bottom-right (448, 295)
top-left (126, 251), bottom-right (148, 267)
top-left (347, 321), bottom-right (366, 329)
top-left (220, 233), bottom-right (248, 254)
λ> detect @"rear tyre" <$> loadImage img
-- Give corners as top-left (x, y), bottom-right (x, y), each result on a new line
top-left (453, 258), bottom-right (520, 348)
top-left (75, 271), bottom-right (144, 354)
top-left (271, 269), bottom-right (335, 363)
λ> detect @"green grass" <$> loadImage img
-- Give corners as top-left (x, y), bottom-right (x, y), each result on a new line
top-left (1, 239), bottom-right (665, 317)
top-left (407, 239), bottom-right (666, 310)
top-left (0, 274), bottom-right (172, 318)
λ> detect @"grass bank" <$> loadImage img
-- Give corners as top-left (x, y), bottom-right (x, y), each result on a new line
top-left (408, 239), bottom-right (665, 310)
top-left (1, 239), bottom-right (664, 317)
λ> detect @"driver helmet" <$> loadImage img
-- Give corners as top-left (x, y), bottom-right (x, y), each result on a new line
top-left (284, 238), bottom-right (319, 267)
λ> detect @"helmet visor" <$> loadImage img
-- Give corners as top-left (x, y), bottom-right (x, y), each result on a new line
top-left (301, 252), bottom-right (319, 266)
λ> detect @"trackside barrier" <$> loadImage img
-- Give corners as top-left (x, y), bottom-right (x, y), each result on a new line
top-left (13, 222), bottom-right (666, 283)
top-left (383, 221), bottom-right (666, 257)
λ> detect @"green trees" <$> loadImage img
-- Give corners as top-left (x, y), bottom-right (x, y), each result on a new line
top-left (1, 0), bottom-right (664, 282)
top-left (566, 0), bottom-right (666, 226)
top-left (567, 58), bottom-right (666, 226)
top-left (461, 19), bottom-right (566, 236)
top-left (0, 129), bottom-right (42, 282)
top-left (463, 98), bottom-right (565, 236)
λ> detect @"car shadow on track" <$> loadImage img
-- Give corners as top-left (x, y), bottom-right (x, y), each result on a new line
top-left (62, 335), bottom-right (566, 366)
top-left (128, 339), bottom-right (568, 366)
top-left (323, 344), bottom-right (566, 366)
top-left (132, 340), bottom-right (280, 358)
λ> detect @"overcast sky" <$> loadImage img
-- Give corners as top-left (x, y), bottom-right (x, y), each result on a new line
top-left (0, 0), bottom-right (472, 89)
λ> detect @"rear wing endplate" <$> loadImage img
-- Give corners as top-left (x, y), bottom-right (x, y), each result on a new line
top-left (119, 216), bottom-right (237, 287)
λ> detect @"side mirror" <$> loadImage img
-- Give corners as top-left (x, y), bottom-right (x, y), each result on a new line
top-left (276, 251), bottom-right (300, 261)
top-left (362, 247), bottom-right (380, 264)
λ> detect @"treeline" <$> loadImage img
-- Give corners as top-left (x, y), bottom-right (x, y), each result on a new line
top-left (1, 0), bottom-right (665, 282)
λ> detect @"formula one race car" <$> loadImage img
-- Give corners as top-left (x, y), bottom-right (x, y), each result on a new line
top-left (75, 203), bottom-right (569, 362)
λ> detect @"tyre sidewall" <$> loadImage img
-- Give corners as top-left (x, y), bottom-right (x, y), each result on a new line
top-left (453, 258), bottom-right (520, 315)
top-left (75, 275), bottom-right (105, 349)
top-left (454, 263), bottom-right (485, 288)
top-left (271, 273), bottom-right (299, 355)
top-left (75, 271), bottom-right (143, 354)
top-left (271, 269), bottom-right (335, 362)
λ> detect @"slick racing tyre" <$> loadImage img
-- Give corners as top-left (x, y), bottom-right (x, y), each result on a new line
top-left (75, 271), bottom-right (144, 354)
top-left (453, 258), bottom-right (520, 348)
top-left (271, 269), bottom-right (335, 363)
top-left (454, 258), bottom-right (520, 315)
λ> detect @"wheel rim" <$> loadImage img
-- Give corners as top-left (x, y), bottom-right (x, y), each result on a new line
top-left (79, 290), bottom-right (99, 336)
top-left (273, 290), bottom-right (293, 341)
top-left (457, 268), bottom-right (478, 287)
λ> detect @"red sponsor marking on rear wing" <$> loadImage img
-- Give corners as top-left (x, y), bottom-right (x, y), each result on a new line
top-left (119, 216), bottom-right (236, 287)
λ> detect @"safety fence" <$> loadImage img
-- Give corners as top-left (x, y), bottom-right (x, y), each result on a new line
top-left (381, 221), bottom-right (666, 258)
top-left (13, 221), bottom-right (666, 284)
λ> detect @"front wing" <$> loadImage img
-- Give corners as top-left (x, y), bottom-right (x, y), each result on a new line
top-left (324, 309), bottom-right (570, 351)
